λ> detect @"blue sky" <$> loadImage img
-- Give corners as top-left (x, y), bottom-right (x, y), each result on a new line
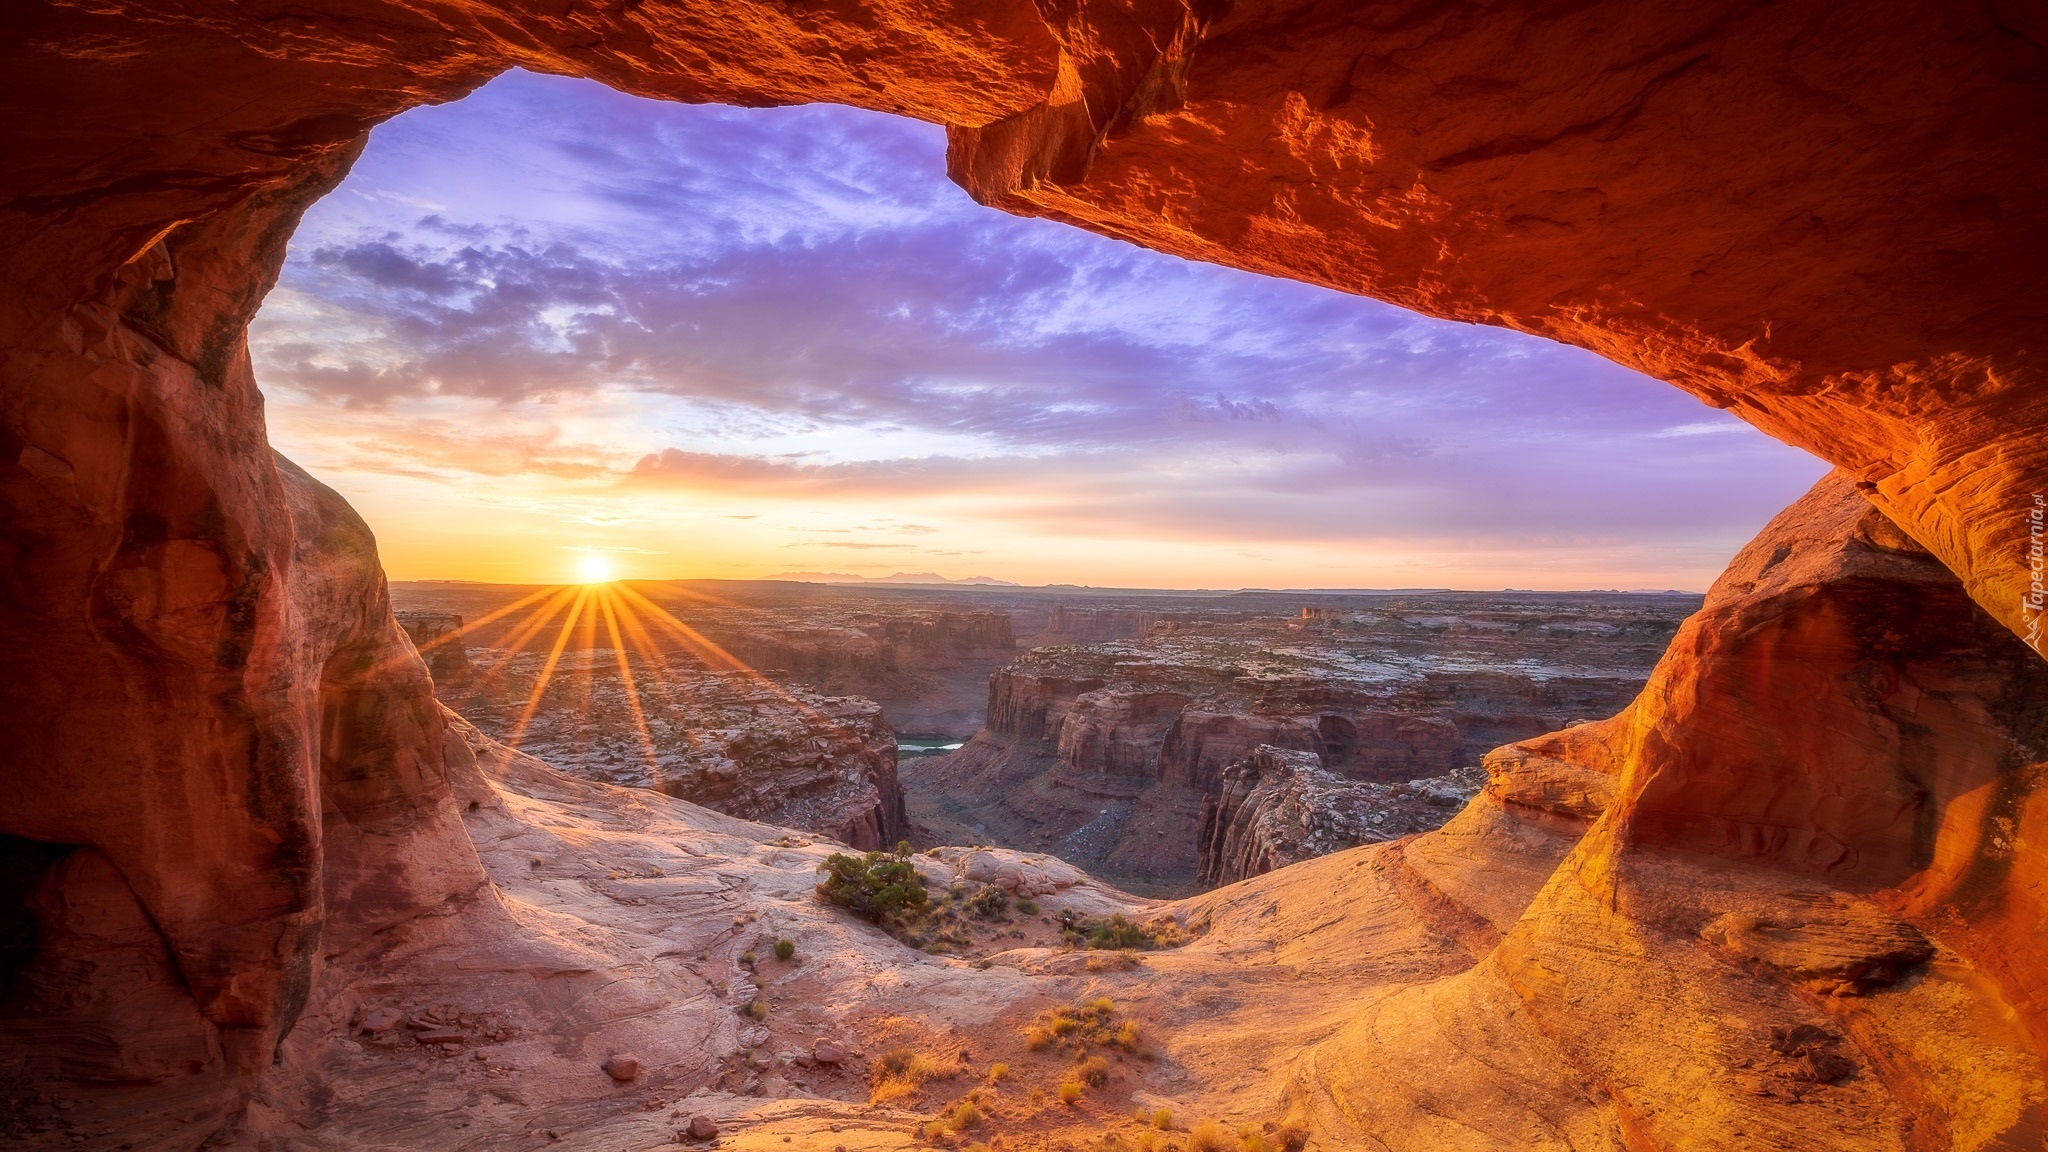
top-left (251, 69), bottom-right (1827, 589)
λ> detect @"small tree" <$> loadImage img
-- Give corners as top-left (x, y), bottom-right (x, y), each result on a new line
top-left (816, 851), bottom-right (929, 921)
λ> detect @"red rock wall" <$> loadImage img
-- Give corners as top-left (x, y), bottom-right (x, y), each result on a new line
top-left (3, 0), bottom-right (2045, 1126)
top-left (1492, 470), bottom-right (2048, 1059)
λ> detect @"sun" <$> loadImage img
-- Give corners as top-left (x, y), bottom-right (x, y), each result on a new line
top-left (574, 554), bottom-right (618, 584)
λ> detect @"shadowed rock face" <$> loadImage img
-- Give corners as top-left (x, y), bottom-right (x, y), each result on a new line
top-left (917, 598), bottom-right (1679, 889)
top-left (442, 648), bottom-right (909, 851)
top-left (1487, 471), bottom-right (2048, 1052)
top-left (1195, 745), bottom-right (1483, 886)
top-left (2, 0), bottom-right (2046, 1143)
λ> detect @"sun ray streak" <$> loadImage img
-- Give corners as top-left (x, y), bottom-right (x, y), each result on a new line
top-left (613, 583), bottom-right (840, 726)
top-left (503, 585), bottom-right (590, 751)
top-left (374, 585), bottom-right (562, 675)
top-left (598, 588), bottom-right (663, 774)
top-left (464, 586), bottom-right (579, 687)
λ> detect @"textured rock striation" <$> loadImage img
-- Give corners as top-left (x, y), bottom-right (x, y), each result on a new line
top-left (699, 608), bottom-right (1016, 733)
top-left (1029, 604), bottom-right (1261, 646)
top-left (913, 594), bottom-right (1682, 889)
top-left (3, 1), bottom-right (2047, 1144)
top-left (393, 610), bottom-right (470, 686)
top-left (442, 647), bottom-right (907, 851)
top-left (1196, 746), bottom-right (1483, 886)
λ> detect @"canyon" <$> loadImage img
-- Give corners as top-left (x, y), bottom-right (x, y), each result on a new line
top-left (3, 3), bottom-right (2045, 1150)
top-left (908, 592), bottom-right (1689, 892)
top-left (440, 649), bottom-right (907, 852)
top-left (392, 581), bottom-right (1023, 737)
top-left (392, 584), bottom-right (1671, 894)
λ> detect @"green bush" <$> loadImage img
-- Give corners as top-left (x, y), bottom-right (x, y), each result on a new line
top-left (816, 851), bottom-right (929, 921)
top-left (1088, 913), bottom-right (1151, 950)
top-left (969, 884), bottom-right (1009, 918)
top-left (772, 937), bottom-right (796, 961)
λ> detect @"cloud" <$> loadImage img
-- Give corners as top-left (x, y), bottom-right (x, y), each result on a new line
top-left (253, 69), bottom-right (1830, 585)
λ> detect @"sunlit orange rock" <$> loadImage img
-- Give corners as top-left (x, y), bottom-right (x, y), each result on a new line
top-left (1, 0), bottom-right (2045, 1144)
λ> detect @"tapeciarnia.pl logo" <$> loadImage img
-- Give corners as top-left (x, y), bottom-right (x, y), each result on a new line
top-left (2028, 494), bottom-right (2045, 654)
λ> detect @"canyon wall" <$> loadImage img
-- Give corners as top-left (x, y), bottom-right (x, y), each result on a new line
top-left (1195, 745), bottom-right (1481, 886)
top-left (441, 646), bottom-right (910, 852)
top-left (700, 608), bottom-right (1016, 732)
top-left (916, 601), bottom-right (1673, 889)
top-left (3, 0), bottom-right (2046, 1141)
top-left (1276, 470), bottom-right (2048, 1148)
top-left (393, 610), bottom-right (470, 686)
top-left (1488, 471), bottom-right (2048, 1056)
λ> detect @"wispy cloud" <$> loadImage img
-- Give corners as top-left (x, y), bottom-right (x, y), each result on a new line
top-left (252, 69), bottom-right (1829, 588)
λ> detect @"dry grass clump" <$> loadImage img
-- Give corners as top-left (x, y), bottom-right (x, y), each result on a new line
top-left (1074, 1055), bottom-right (1112, 1087)
top-left (1150, 1107), bottom-right (1174, 1130)
top-left (1186, 1120), bottom-right (1232, 1152)
top-left (1056, 911), bottom-right (1189, 951)
top-left (1058, 1080), bottom-right (1085, 1105)
top-left (986, 1062), bottom-right (1009, 1083)
top-left (947, 1100), bottom-right (983, 1132)
top-left (1022, 997), bottom-right (1149, 1056)
top-left (870, 1046), bottom-right (955, 1105)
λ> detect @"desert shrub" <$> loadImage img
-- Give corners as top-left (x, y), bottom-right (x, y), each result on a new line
top-left (1074, 1054), bottom-right (1112, 1087)
top-left (1022, 998), bottom-right (1147, 1056)
top-left (1016, 898), bottom-right (1039, 915)
top-left (948, 1101), bottom-right (983, 1132)
top-left (870, 1046), bottom-right (952, 1105)
top-left (742, 999), bottom-right (767, 1020)
top-left (1089, 914), bottom-right (1152, 949)
top-left (969, 884), bottom-right (1009, 918)
top-left (773, 937), bottom-right (795, 961)
top-left (1058, 1080), bottom-right (1085, 1105)
top-left (817, 851), bottom-right (928, 921)
top-left (1237, 1126), bottom-right (1274, 1152)
top-left (987, 1062), bottom-right (1009, 1082)
top-left (1187, 1121), bottom-right (1232, 1152)
top-left (1152, 1107), bottom-right (1174, 1130)
top-left (740, 948), bottom-right (757, 965)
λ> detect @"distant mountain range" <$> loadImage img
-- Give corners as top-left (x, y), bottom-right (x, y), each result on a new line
top-left (765, 571), bottom-right (1021, 586)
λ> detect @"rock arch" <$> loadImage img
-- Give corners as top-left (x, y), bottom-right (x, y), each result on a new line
top-left (2, 0), bottom-right (2044, 1142)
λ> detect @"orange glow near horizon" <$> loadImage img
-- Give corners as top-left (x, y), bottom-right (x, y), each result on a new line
top-left (443, 579), bottom-right (849, 767)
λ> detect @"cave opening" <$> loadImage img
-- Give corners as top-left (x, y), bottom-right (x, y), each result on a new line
top-left (5, 6), bottom-right (2045, 1146)
top-left (257, 68), bottom-right (1827, 893)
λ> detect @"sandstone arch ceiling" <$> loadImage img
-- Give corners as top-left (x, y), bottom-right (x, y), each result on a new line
top-left (1, 0), bottom-right (2044, 1130)
top-left (7, 0), bottom-right (2045, 639)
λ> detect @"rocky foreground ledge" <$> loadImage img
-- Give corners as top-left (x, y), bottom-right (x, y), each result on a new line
top-left (4, 474), bottom-right (2044, 1152)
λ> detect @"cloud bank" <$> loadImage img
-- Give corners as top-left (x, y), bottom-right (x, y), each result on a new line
top-left (251, 70), bottom-right (1828, 587)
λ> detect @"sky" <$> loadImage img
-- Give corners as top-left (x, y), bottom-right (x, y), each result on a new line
top-left (251, 70), bottom-right (1828, 591)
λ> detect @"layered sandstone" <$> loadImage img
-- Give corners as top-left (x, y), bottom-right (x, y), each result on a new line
top-left (393, 610), bottom-right (470, 686)
top-left (911, 593), bottom-right (1683, 890)
top-left (1030, 604), bottom-right (1260, 646)
top-left (1196, 745), bottom-right (1483, 885)
top-left (3, 1), bottom-right (2047, 1146)
top-left (697, 608), bottom-right (1016, 733)
top-left (440, 647), bottom-right (907, 852)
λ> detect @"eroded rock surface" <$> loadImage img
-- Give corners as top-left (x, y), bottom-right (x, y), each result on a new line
top-left (1196, 746), bottom-right (1483, 886)
top-left (4, 0), bottom-right (2048, 1145)
top-left (910, 594), bottom-right (1682, 890)
top-left (441, 650), bottom-right (907, 851)
top-left (394, 610), bottom-right (471, 686)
